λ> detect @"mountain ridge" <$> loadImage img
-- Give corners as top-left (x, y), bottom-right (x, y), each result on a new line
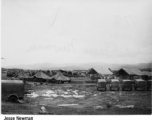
top-left (2, 62), bottom-right (152, 71)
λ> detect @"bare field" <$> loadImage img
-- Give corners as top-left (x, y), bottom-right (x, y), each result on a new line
top-left (1, 82), bottom-right (152, 115)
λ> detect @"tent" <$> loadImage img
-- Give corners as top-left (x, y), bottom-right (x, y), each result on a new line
top-left (50, 71), bottom-right (70, 83)
top-left (95, 67), bottom-right (113, 75)
top-left (116, 68), bottom-right (142, 80)
top-left (80, 72), bottom-right (86, 77)
top-left (120, 68), bottom-right (142, 76)
top-left (87, 68), bottom-right (98, 74)
top-left (87, 68), bottom-right (100, 81)
top-left (17, 71), bottom-right (29, 79)
top-left (33, 71), bottom-right (52, 82)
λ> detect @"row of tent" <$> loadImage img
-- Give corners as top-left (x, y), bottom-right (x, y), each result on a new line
top-left (87, 67), bottom-right (152, 80)
top-left (3, 67), bottom-right (152, 81)
top-left (17, 70), bottom-right (70, 82)
top-left (16, 68), bottom-right (112, 79)
top-left (88, 67), bottom-right (152, 76)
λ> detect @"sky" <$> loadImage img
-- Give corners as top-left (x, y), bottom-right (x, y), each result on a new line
top-left (1, 0), bottom-right (152, 67)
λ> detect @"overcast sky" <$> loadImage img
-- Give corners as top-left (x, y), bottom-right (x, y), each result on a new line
top-left (1, 0), bottom-right (152, 67)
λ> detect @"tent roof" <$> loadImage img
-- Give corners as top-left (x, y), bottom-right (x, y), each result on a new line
top-left (80, 73), bottom-right (86, 76)
top-left (18, 71), bottom-right (29, 78)
top-left (141, 71), bottom-right (152, 76)
top-left (87, 68), bottom-right (98, 74)
top-left (121, 68), bottom-right (142, 76)
top-left (51, 71), bottom-right (70, 81)
top-left (95, 68), bottom-right (113, 75)
top-left (73, 70), bottom-right (88, 73)
top-left (34, 71), bottom-right (52, 79)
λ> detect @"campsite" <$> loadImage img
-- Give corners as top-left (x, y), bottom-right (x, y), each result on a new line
top-left (1, 0), bottom-right (152, 116)
top-left (1, 68), bottom-right (152, 115)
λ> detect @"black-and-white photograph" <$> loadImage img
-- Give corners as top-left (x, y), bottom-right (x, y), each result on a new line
top-left (1, 0), bottom-right (152, 115)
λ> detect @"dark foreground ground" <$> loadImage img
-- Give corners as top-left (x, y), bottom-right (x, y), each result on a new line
top-left (1, 82), bottom-right (152, 115)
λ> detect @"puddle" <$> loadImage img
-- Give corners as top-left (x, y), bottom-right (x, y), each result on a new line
top-left (63, 92), bottom-right (69, 94)
top-left (56, 90), bottom-right (64, 93)
top-left (93, 94), bottom-right (97, 96)
top-left (73, 95), bottom-right (84, 98)
top-left (42, 94), bottom-right (51, 97)
top-left (42, 93), bottom-right (59, 97)
top-left (51, 94), bottom-right (59, 97)
top-left (72, 90), bottom-right (79, 95)
top-left (115, 105), bottom-right (134, 108)
top-left (27, 92), bottom-right (39, 98)
top-left (61, 95), bottom-right (73, 98)
top-left (44, 98), bottom-right (53, 100)
top-left (27, 89), bottom-right (86, 99)
top-left (46, 90), bottom-right (55, 94)
top-left (58, 104), bottom-right (79, 107)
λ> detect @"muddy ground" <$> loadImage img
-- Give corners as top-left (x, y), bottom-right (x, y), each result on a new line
top-left (1, 82), bottom-right (152, 115)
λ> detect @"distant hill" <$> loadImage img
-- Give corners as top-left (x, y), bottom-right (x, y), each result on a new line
top-left (120, 63), bottom-right (152, 71)
top-left (2, 62), bottom-right (152, 71)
